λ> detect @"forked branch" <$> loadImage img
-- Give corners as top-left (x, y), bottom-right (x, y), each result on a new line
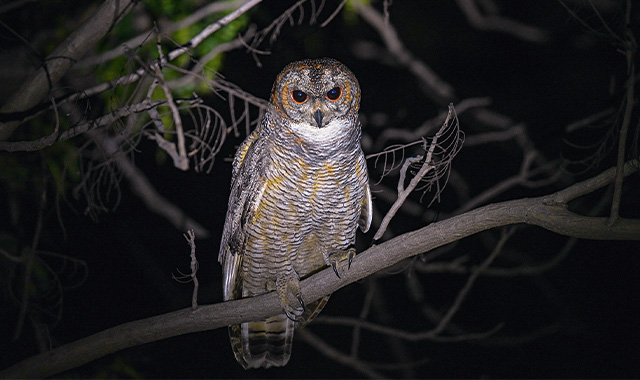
top-left (2, 159), bottom-right (638, 379)
top-left (374, 104), bottom-right (464, 240)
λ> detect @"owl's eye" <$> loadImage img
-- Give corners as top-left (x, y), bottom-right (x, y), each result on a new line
top-left (326, 87), bottom-right (342, 101)
top-left (291, 90), bottom-right (308, 104)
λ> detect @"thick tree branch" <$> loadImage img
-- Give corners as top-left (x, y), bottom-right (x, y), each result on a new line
top-left (2, 160), bottom-right (638, 379)
top-left (0, 0), bottom-right (135, 141)
top-left (0, 100), bottom-right (166, 152)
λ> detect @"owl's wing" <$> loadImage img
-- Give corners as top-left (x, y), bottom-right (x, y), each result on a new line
top-left (219, 128), bottom-right (268, 301)
top-left (358, 181), bottom-right (373, 233)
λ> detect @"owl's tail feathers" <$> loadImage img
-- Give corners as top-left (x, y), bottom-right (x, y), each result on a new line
top-left (229, 315), bottom-right (294, 369)
top-left (228, 295), bottom-right (332, 369)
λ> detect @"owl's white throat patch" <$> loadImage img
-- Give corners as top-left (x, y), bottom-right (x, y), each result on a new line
top-left (293, 118), bottom-right (349, 143)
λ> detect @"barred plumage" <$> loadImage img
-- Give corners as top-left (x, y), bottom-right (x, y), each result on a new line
top-left (219, 58), bottom-right (372, 369)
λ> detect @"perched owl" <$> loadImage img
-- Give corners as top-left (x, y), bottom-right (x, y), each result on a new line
top-left (218, 57), bottom-right (372, 369)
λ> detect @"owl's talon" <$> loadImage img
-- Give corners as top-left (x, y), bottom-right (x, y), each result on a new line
top-left (285, 309), bottom-right (298, 322)
top-left (327, 247), bottom-right (356, 278)
top-left (276, 274), bottom-right (304, 321)
top-left (296, 293), bottom-right (305, 310)
top-left (348, 249), bottom-right (355, 270)
top-left (331, 261), bottom-right (341, 278)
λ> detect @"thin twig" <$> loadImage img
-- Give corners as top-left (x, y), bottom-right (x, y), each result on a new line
top-left (314, 315), bottom-right (503, 342)
top-left (92, 131), bottom-right (210, 238)
top-left (374, 105), bottom-right (460, 240)
top-left (13, 183), bottom-right (47, 340)
top-left (298, 329), bottom-right (385, 378)
top-left (155, 43), bottom-right (188, 170)
top-left (430, 227), bottom-right (514, 336)
top-left (354, 1), bottom-right (454, 104)
top-left (455, 0), bottom-right (548, 42)
top-left (0, 0), bottom-right (136, 141)
top-left (178, 229), bottom-right (200, 309)
top-left (320, 0), bottom-right (347, 27)
top-left (2, 160), bottom-right (639, 379)
top-left (0, 100), bottom-right (166, 152)
top-left (609, 0), bottom-right (635, 225)
top-left (77, 0), bottom-right (246, 68)
top-left (349, 279), bottom-right (376, 358)
top-left (53, 0), bottom-right (263, 109)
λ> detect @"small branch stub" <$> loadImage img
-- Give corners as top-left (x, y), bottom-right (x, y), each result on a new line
top-left (172, 229), bottom-right (199, 309)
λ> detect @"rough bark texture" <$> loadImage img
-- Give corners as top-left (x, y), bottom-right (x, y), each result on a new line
top-left (2, 160), bottom-right (637, 379)
top-left (0, 0), bottom-right (135, 141)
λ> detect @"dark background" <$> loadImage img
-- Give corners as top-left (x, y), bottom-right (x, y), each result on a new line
top-left (1, 0), bottom-right (639, 378)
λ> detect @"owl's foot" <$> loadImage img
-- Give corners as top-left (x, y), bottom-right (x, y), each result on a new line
top-left (327, 246), bottom-right (356, 279)
top-left (276, 274), bottom-right (305, 322)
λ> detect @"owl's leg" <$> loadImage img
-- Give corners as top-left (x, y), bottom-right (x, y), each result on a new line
top-left (276, 272), bottom-right (305, 322)
top-left (326, 246), bottom-right (356, 279)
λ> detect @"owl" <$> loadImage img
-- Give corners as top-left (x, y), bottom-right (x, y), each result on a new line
top-left (218, 57), bottom-right (372, 369)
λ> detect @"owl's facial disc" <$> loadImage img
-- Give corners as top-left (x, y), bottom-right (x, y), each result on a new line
top-left (272, 58), bottom-right (360, 130)
top-left (286, 87), bottom-right (335, 128)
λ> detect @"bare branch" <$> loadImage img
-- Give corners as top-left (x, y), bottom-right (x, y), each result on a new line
top-left (609, 0), bottom-right (636, 225)
top-left (455, 0), bottom-right (548, 42)
top-left (49, 0), bottom-right (263, 111)
top-left (92, 131), bottom-right (210, 238)
top-left (154, 47), bottom-right (189, 170)
top-left (374, 97), bottom-right (490, 149)
top-left (0, 0), bottom-right (37, 15)
top-left (565, 108), bottom-right (616, 133)
top-left (0, 100), bottom-right (165, 152)
top-left (77, 0), bottom-right (246, 68)
top-left (0, 0), bottom-right (136, 141)
top-left (374, 104), bottom-right (463, 240)
top-left (430, 227), bottom-right (514, 336)
top-left (13, 184), bottom-right (46, 340)
top-left (320, 0), bottom-right (347, 28)
top-left (298, 329), bottom-right (385, 379)
top-left (2, 160), bottom-right (637, 379)
top-left (246, 0), bottom-right (332, 65)
top-left (313, 315), bottom-right (502, 343)
top-left (172, 230), bottom-right (200, 309)
top-left (354, 2), bottom-right (454, 104)
top-left (455, 151), bottom-right (561, 214)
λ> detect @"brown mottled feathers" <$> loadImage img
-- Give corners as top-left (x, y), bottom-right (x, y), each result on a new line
top-left (219, 58), bottom-right (371, 369)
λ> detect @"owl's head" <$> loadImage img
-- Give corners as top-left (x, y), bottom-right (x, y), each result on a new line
top-left (270, 58), bottom-right (360, 132)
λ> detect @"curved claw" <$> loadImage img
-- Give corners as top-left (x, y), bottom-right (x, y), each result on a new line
top-left (331, 260), bottom-right (341, 279)
top-left (284, 309), bottom-right (298, 322)
top-left (296, 293), bottom-right (305, 311)
top-left (348, 247), bottom-right (356, 270)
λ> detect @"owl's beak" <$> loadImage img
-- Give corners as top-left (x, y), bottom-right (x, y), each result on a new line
top-left (313, 109), bottom-right (324, 128)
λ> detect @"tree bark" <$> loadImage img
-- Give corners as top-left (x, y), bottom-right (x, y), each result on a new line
top-left (1, 160), bottom-right (638, 379)
top-left (0, 0), bottom-right (135, 141)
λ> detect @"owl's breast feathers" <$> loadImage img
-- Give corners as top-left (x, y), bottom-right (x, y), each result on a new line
top-left (220, 110), bottom-right (370, 279)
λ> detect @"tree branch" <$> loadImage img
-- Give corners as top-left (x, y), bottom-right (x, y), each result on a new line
top-left (609, 0), bottom-right (636, 225)
top-left (0, 100), bottom-right (166, 152)
top-left (2, 160), bottom-right (638, 378)
top-left (76, 0), bottom-right (246, 68)
top-left (354, 2), bottom-right (454, 105)
top-left (0, 0), bottom-right (136, 141)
